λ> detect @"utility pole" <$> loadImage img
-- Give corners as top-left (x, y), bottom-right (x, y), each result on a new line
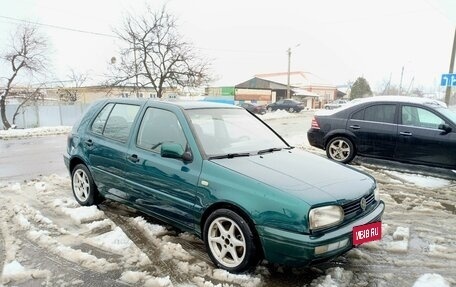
top-left (445, 27), bottom-right (456, 106)
top-left (287, 48), bottom-right (291, 99)
top-left (398, 66), bottom-right (404, 95)
top-left (286, 44), bottom-right (300, 99)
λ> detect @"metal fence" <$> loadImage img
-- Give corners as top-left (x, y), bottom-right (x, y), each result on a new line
top-left (3, 102), bottom-right (90, 130)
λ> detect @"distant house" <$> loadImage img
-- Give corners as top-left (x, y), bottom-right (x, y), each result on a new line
top-left (233, 71), bottom-right (344, 109)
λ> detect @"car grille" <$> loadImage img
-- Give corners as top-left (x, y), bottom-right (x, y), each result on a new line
top-left (342, 192), bottom-right (376, 218)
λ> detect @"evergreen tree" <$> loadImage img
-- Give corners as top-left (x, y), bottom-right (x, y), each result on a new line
top-left (350, 77), bottom-right (372, 100)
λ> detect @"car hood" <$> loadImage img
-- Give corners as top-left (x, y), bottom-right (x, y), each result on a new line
top-left (211, 149), bottom-right (375, 206)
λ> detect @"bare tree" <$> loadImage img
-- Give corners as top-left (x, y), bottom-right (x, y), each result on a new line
top-left (58, 69), bottom-right (89, 102)
top-left (12, 85), bottom-right (44, 125)
top-left (0, 24), bottom-right (48, 129)
top-left (111, 5), bottom-right (211, 98)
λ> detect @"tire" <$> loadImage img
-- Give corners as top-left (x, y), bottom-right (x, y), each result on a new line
top-left (203, 209), bottom-right (259, 273)
top-left (326, 136), bottom-right (356, 163)
top-left (288, 107), bottom-right (295, 113)
top-left (71, 164), bottom-right (102, 206)
top-left (267, 107), bottom-right (273, 112)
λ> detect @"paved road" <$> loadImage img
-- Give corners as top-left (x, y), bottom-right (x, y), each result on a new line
top-left (0, 135), bottom-right (68, 181)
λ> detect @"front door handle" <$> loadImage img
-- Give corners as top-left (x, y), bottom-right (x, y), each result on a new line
top-left (400, 131), bottom-right (412, 136)
top-left (349, 125), bottom-right (360, 130)
top-left (128, 154), bottom-right (140, 163)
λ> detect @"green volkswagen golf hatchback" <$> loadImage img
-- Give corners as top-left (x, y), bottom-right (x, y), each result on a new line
top-left (64, 99), bottom-right (384, 272)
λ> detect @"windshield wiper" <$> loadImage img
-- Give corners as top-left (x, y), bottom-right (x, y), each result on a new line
top-left (257, 147), bottom-right (282, 155)
top-left (208, 152), bottom-right (250, 160)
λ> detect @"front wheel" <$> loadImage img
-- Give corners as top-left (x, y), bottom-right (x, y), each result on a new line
top-left (288, 107), bottom-right (295, 113)
top-left (71, 164), bottom-right (102, 206)
top-left (326, 136), bottom-right (355, 163)
top-left (204, 209), bottom-right (259, 273)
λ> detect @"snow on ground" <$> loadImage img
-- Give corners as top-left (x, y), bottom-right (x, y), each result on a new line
top-left (258, 110), bottom-right (305, 120)
top-left (0, 171), bottom-right (454, 287)
top-left (0, 126), bottom-right (71, 139)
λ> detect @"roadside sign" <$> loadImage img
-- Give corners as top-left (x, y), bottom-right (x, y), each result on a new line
top-left (441, 73), bottom-right (456, 87)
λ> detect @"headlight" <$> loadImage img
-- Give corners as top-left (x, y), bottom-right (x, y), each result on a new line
top-left (374, 186), bottom-right (380, 201)
top-left (309, 205), bottom-right (344, 230)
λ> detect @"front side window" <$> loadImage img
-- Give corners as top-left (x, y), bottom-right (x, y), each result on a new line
top-left (402, 106), bottom-right (444, 129)
top-left (137, 108), bottom-right (187, 153)
top-left (364, 104), bottom-right (396, 124)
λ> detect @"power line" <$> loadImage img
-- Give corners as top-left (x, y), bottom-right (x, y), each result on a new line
top-left (0, 15), bottom-right (119, 39)
top-left (0, 15), bottom-right (282, 55)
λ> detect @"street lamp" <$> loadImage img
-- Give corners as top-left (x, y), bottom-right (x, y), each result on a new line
top-left (287, 43), bottom-right (300, 99)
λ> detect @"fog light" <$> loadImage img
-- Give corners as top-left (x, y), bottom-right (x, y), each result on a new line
top-left (314, 239), bottom-right (349, 255)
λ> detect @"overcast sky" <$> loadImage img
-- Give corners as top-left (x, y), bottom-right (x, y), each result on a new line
top-left (0, 0), bottom-right (455, 92)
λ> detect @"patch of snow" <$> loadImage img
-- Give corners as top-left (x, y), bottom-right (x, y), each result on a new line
top-left (120, 271), bottom-right (173, 287)
top-left (86, 226), bottom-right (134, 254)
top-left (10, 182), bottom-right (21, 191)
top-left (27, 229), bottom-right (118, 272)
top-left (383, 171), bottom-right (452, 189)
top-left (259, 110), bottom-right (302, 120)
top-left (308, 267), bottom-right (353, 287)
top-left (393, 227), bottom-right (410, 241)
top-left (1, 260), bottom-right (51, 285)
top-left (57, 205), bottom-right (105, 224)
top-left (34, 182), bottom-right (47, 192)
top-left (160, 242), bottom-right (192, 261)
top-left (211, 269), bottom-right (261, 287)
top-left (413, 273), bottom-right (450, 287)
top-left (383, 240), bottom-right (409, 253)
top-left (0, 126), bottom-right (72, 139)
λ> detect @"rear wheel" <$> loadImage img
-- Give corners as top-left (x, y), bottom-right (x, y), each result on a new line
top-left (326, 137), bottom-right (355, 163)
top-left (71, 164), bottom-right (102, 206)
top-left (204, 209), bottom-right (259, 273)
top-left (267, 107), bottom-right (273, 112)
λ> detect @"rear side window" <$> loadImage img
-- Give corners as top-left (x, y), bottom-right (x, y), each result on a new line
top-left (91, 103), bottom-right (114, 134)
top-left (91, 103), bottom-right (140, 143)
top-left (351, 109), bottom-right (364, 120)
top-left (364, 104), bottom-right (396, 124)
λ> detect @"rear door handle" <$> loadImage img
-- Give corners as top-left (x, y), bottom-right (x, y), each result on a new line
top-left (349, 125), bottom-right (360, 130)
top-left (84, 139), bottom-right (93, 146)
top-left (128, 154), bottom-right (140, 163)
top-left (400, 131), bottom-right (412, 136)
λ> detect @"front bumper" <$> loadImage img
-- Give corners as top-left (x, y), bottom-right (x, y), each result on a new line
top-left (257, 201), bottom-right (385, 266)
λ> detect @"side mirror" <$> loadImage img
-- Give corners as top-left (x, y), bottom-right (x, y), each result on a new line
top-left (438, 123), bottom-right (452, 134)
top-left (161, 143), bottom-right (193, 162)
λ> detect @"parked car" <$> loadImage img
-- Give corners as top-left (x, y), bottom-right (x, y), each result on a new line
top-left (307, 96), bottom-right (456, 169)
top-left (266, 99), bottom-right (305, 113)
top-left (323, 99), bottom-right (349, 110)
top-left (239, 102), bottom-right (267, 115)
top-left (64, 99), bottom-right (384, 272)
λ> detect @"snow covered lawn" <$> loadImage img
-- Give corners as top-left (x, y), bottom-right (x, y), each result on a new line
top-left (0, 126), bottom-right (72, 139)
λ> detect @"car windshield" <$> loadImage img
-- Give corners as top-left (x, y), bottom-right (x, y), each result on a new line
top-left (186, 108), bottom-right (288, 157)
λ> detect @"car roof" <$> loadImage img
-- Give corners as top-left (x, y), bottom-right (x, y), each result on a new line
top-left (351, 96), bottom-right (447, 107)
top-left (98, 98), bottom-right (240, 110)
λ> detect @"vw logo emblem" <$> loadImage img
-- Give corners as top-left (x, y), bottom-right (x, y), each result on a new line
top-left (360, 198), bottom-right (367, 211)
